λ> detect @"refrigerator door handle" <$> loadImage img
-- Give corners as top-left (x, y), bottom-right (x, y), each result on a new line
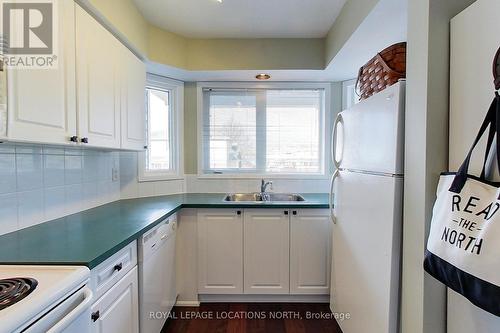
top-left (332, 113), bottom-right (344, 169)
top-left (329, 169), bottom-right (339, 224)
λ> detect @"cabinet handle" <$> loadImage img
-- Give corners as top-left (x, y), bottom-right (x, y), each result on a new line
top-left (81, 137), bottom-right (89, 144)
top-left (284, 211), bottom-right (289, 215)
top-left (113, 263), bottom-right (123, 272)
top-left (292, 211), bottom-right (297, 215)
top-left (236, 210), bottom-right (241, 215)
top-left (91, 310), bottom-right (100, 322)
top-left (69, 136), bottom-right (78, 143)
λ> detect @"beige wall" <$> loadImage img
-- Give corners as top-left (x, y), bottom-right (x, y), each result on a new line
top-left (185, 38), bottom-right (325, 70)
top-left (80, 0), bottom-right (325, 70)
top-left (325, 0), bottom-right (380, 65)
top-left (402, 0), bottom-right (477, 332)
top-left (84, 0), bottom-right (149, 55)
top-left (80, 0), bottom-right (379, 71)
top-left (183, 83), bottom-right (198, 174)
top-left (148, 25), bottom-right (188, 69)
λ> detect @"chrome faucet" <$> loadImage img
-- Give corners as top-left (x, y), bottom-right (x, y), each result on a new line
top-left (260, 179), bottom-right (273, 201)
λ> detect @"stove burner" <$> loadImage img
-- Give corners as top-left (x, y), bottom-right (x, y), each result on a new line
top-left (0, 278), bottom-right (38, 310)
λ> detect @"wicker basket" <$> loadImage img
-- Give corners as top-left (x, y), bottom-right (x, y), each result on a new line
top-left (356, 42), bottom-right (407, 100)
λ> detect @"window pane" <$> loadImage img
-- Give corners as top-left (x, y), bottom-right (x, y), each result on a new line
top-left (203, 88), bottom-right (324, 175)
top-left (147, 88), bottom-right (171, 171)
top-left (266, 90), bottom-right (321, 173)
top-left (149, 141), bottom-right (170, 170)
top-left (206, 93), bottom-right (257, 170)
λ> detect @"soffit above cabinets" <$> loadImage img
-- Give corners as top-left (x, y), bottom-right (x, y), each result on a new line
top-left (132, 0), bottom-right (347, 38)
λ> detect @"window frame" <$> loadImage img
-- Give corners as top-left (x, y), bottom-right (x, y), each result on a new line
top-left (138, 74), bottom-right (184, 182)
top-left (197, 82), bottom-right (331, 179)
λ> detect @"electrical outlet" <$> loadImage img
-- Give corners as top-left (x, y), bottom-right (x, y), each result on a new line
top-left (112, 167), bottom-right (119, 182)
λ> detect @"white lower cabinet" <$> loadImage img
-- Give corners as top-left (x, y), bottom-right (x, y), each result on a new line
top-left (197, 209), bottom-right (244, 294)
top-left (90, 266), bottom-right (139, 333)
top-left (196, 208), bottom-right (330, 297)
top-left (243, 209), bottom-right (290, 294)
top-left (290, 209), bottom-right (331, 294)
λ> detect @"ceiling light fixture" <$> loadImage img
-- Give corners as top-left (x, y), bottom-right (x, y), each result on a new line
top-left (216, 0), bottom-right (223, 3)
top-left (255, 73), bottom-right (271, 80)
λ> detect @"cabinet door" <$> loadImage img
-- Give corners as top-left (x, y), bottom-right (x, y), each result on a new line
top-left (76, 6), bottom-right (120, 149)
top-left (91, 266), bottom-right (139, 333)
top-left (290, 209), bottom-right (331, 294)
top-left (244, 209), bottom-right (290, 294)
top-left (6, 0), bottom-right (77, 144)
top-left (197, 209), bottom-right (243, 294)
top-left (120, 45), bottom-right (146, 150)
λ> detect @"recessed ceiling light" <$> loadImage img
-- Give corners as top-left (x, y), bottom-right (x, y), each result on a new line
top-left (216, 0), bottom-right (223, 3)
top-left (255, 73), bottom-right (271, 80)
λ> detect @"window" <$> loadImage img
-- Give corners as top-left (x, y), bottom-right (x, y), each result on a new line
top-left (139, 75), bottom-right (183, 181)
top-left (200, 83), bottom-right (329, 177)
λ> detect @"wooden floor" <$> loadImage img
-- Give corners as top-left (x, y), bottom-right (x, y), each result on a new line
top-left (161, 303), bottom-right (343, 333)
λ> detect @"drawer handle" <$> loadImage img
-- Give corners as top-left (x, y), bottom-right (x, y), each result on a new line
top-left (113, 263), bottom-right (123, 272)
top-left (91, 310), bottom-right (100, 322)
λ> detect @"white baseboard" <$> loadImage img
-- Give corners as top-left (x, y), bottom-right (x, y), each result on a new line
top-left (198, 294), bottom-right (330, 303)
top-left (175, 300), bottom-right (201, 307)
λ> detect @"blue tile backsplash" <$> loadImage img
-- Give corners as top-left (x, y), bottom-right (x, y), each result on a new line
top-left (0, 144), bottom-right (120, 235)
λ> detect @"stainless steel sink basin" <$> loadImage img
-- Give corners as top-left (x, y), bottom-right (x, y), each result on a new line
top-left (224, 193), bottom-right (262, 202)
top-left (267, 193), bottom-right (305, 202)
top-left (223, 193), bottom-right (305, 202)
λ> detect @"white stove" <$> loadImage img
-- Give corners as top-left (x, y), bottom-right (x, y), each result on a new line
top-left (0, 265), bottom-right (92, 333)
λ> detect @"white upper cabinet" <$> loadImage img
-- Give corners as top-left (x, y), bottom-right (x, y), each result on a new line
top-left (120, 45), bottom-right (146, 150)
top-left (76, 6), bottom-right (121, 149)
top-left (6, 0), bottom-right (77, 145)
top-left (243, 209), bottom-right (290, 294)
top-left (197, 209), bottom-right (244, 294)
top-left (3, 4), bottom-right (146, 149)
top-left (290, 209), bottom-right (331, 294)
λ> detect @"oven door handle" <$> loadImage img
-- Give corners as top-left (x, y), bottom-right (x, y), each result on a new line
top-left (45, 287), bottom-right (93, 333)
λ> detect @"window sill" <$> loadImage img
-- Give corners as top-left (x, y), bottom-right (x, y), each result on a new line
top-left (138, 174), bottom-right (185, 182)
top-left (195, 174), bottom-right (329, 180)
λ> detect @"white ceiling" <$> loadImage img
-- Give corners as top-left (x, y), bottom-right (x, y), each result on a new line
top-left (133, 0), bottom-right (347, 38)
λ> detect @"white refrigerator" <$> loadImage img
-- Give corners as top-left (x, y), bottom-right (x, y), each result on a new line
top-left (329, 81), bottom-right (405, 333)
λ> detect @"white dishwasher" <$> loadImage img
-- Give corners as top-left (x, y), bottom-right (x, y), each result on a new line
top-left (138, 214), bottom-right (177, 333)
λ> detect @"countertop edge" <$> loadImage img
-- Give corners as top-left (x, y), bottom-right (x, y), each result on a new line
top-left (0, 194), bottom-right (329, 269)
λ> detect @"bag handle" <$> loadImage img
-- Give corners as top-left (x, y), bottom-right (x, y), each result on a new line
top-left (374, 53), bottom-right (405, 76)
top-left (449, 93), bottom-right (500, 194)
top-left (480, 99), bottom-right (498, 178)
top-left (493, 46), bottom-right (500, 91)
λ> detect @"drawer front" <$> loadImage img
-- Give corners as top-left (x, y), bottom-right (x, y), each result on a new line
top-left (90, 240), bottom-right (137, 300)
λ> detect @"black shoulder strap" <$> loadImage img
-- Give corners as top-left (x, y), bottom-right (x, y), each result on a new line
top-left (449, 94), bottom-right (500, 194)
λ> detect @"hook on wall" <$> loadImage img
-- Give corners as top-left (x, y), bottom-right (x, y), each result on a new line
top-left (494, 46), bottom-right (500, 91)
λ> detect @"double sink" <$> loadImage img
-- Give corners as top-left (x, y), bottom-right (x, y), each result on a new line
top-left (223, 193), bottom-right (305, 202)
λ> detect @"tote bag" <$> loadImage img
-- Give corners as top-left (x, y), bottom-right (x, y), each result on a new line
top-left (424, 93), bottom-right (500, 316)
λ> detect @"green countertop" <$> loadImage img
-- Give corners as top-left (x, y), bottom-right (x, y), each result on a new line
top-left (0, 193), bottom-right (328, 269)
